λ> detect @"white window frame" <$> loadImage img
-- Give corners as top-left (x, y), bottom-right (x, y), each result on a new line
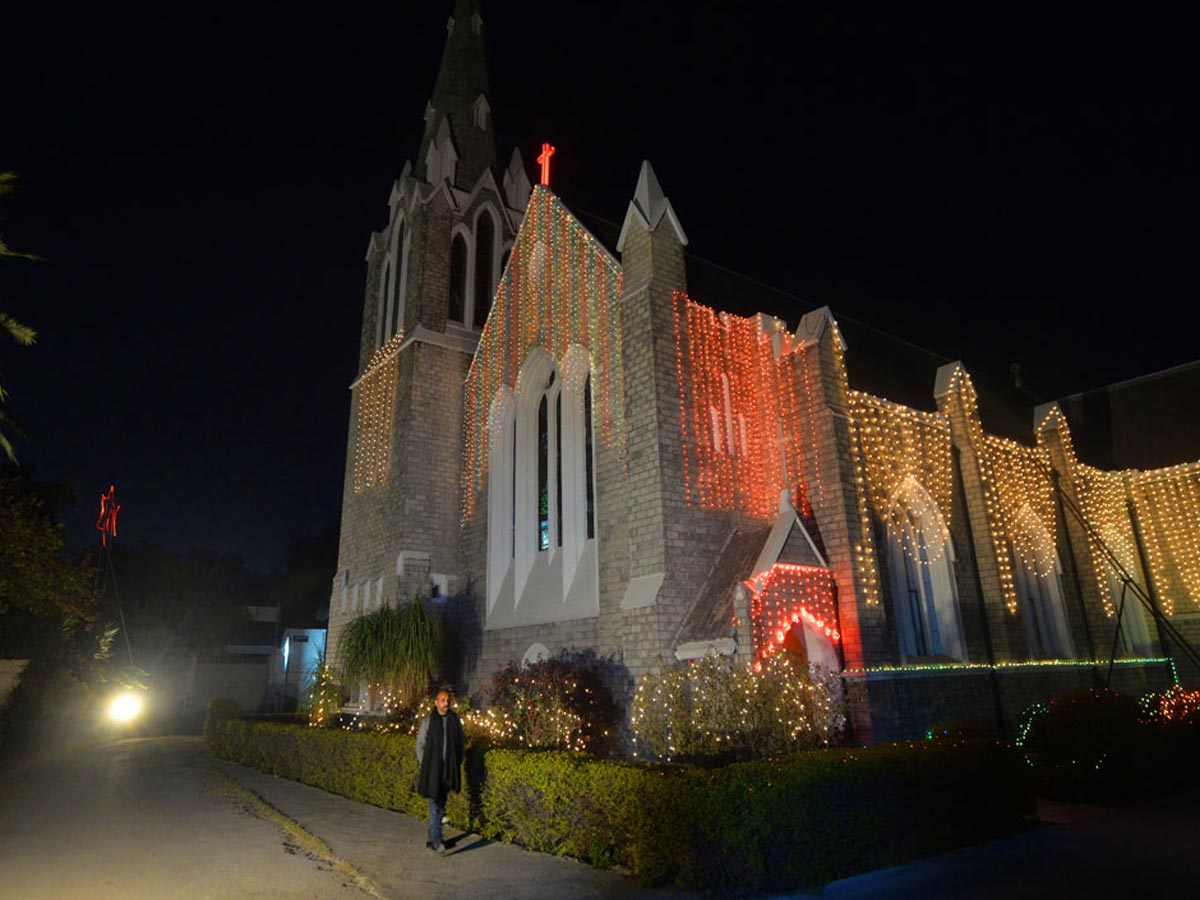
top-left (486, 346), bottom-right (599, 627)
top-left (1010, 506), bottom-right (1074, 659)
top-left (885, 476), bottom-right (966, 662)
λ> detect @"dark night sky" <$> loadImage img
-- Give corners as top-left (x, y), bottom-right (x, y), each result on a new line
top-left (1, 3), bottom-right (1194, 571)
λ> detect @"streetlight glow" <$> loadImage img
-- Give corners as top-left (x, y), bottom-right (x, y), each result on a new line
top-left (107, 692), bottom-right (143, 724)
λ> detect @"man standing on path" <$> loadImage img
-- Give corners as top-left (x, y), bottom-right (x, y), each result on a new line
top-left (415, 687), bottom-right (465, 855)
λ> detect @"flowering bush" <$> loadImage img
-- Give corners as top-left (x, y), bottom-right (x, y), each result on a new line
top-left (477, 652), bottom-right (621, 754)
top-left (630, 651), bottom-right (845, 762)
top-left (303, 660), bottom-right (344, 728)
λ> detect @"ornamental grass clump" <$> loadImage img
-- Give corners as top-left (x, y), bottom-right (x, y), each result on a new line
top-left (336, 595), bottom-right (440, 712)
top-left (630, 651), bottom-right (845, 763)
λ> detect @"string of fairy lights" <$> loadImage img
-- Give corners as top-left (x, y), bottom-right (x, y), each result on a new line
top-left (1036, 406), bottom-right (1200, 619)
top-left (850, 391), bottom-right (955, 565)
top-left (1066, 461), bottom-right (1136, 616)
top-left (980, 434), bottom-right (1058, 579)
top-left (745, 563), bottom-right (840, 667)
top-left (460, 187), bottom-right (624, 523)
top-left (1129, 461), bottom-right (1200, 615)
top-left (352, 329), bottom-right (405, 492)
top-left (629, 652), bottom-right (845, 761)
top-left (935, 366), bottom-right (1019, 613)
top-left (670, 293), bottom-right (809, 519)
top-left (827, 327), bottom-right (883, 606)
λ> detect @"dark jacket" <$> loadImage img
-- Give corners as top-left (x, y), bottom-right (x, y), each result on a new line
top-left (416, 709), bottom-right (464, 798)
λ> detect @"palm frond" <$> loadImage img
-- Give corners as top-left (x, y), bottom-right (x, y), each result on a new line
top-left (1, 312), bottom-right (36, 346)
top-left (336, 596), bottom-right (442, 707)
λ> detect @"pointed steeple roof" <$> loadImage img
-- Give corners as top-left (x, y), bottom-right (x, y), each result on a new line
top-left (416, 0), bottom-right (497, 188)
top-left (616, 160), bottom-right (688, 252)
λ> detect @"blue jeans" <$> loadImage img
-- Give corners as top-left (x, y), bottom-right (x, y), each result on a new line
top-left (427, 793), bottom-right (447, 846)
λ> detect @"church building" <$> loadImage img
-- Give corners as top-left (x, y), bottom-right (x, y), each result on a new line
top-left (330, 0), bottom-right (1198, 741)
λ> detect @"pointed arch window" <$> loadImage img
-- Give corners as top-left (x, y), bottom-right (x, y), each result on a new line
top-left (486, 346), bottom-right (600, 623)
top-left (376, 257), bottom-right (393, 349)
top-left (884, 477), bottom-right (966, 661)
top-left (537, 386), bottom-right (551, 551)
top-left (389, 220), bottom-right (406, 338)
top-left (449, 234), bottom-right (467, 323)
top-left (584, 374), bottom-right (595, 539)
top-left (1106, 568), bottom-right (1153, 656)
top-left (1010, 507), bottom-right (1074, 659)
top-left (474, 213), bottom-right (495, 326)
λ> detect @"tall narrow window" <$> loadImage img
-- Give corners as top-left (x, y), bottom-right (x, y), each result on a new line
top-left (511, 423), bottom-right (517, 559)
top-left (537, 394), bottom-right (549, 551)
top-left (487, 349), bottom-right (600, 626)
top-left (885, 476), bottom-right (965, 661)
top-left (584, 374), bottom-right (595, 539)
top-left (474, 214), bottom-right (494, 326)
top-left (449, 235), bottom-right (467, 323)
top-left (377, 257), bottom-right (393, 348)
top-left (1011, 507), bottom-right (1075, 660)
top-left (390, 221), bottom-right (405, 337)
top-left (902, 542), bottom-right (927, 656)
top-left (555, 391), bottom-right (563, 548)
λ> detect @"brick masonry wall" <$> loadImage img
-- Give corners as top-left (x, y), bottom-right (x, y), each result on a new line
top-left (853, 660), bottom-right (1176, 742)
top-left (329, 182), bottom-right (515, 675)
top-left (620, 222), bottom-right (733, 679)
top-left (792, 320), bottom-right (888, 741)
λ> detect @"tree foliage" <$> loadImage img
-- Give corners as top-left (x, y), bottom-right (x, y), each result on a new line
top-left (0, 467), bottom-right (95, 648)
top-left (1, 171), bottom-right (39, 461)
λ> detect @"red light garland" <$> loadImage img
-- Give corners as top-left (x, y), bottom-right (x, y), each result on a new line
top-left (671, 292), bottom-right (811, 520)
top-left (745, 562), bottom-right (839, 665)
top-left (96, 484), bottom-right (120, 547)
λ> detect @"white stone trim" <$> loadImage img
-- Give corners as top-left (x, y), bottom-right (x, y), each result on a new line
top-left (674, 638), bottom-right (737, 660)
top-left (621, 573), bottom-right (663, 610)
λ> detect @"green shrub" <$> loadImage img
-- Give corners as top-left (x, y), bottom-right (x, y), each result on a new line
top-left (205, 710), bottom-right (475, 827)
top-left (481, 652), bottom-right (621, 754)
top-left (1018, 687), bottom-right (1197, 803)
top-left (480, 740), bottom-right (1031, 891)
top-left (207, 710), bottom-right (1031, 892)
top-left (630, 653), bottom-right (845, 762)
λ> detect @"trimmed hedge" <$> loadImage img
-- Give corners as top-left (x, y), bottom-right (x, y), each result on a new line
top-left (204, 699), bottom-right (476, 826)
top-left (206, 700), bottom-right (1032, 892)
top-left (481, 742), bottom-right (1032, 891)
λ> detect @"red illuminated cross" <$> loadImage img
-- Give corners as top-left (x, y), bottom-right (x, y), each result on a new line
top-left (97, 484), bottom-right (120, 547)
top-left (537, 142), bottom-right (556, 186)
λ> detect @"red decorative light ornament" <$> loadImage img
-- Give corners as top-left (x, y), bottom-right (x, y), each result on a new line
top-left (537, 142), bottom-right (556, 186)
top-left (97, 484), bottom-right (120, 547)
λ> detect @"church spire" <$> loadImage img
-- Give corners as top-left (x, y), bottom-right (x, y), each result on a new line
top-left (416, 0), bottom-right (497, 188)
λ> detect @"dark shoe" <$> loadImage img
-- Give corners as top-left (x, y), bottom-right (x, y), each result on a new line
top-left (425, 841), bottom-right (434, 851)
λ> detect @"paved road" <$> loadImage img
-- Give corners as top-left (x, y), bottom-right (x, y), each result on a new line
top-left (0, 737), bottom-right (363, 899)
top-left (5, 736), bottom-right (1200, 899)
